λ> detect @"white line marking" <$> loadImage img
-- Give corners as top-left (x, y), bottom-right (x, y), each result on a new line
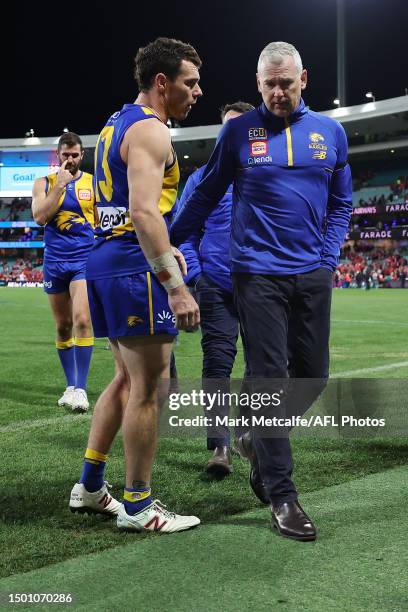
top-left (334, 360), bottom-right (408, 377)
top-left (2, 362), bottom-right (408, 432)
top-left (0, 413), bottom-right (91, 434)
top-left (332, 319), bottom-right (408, 327)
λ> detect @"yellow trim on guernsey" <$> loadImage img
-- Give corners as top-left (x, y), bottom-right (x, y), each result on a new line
top-left (146, 272), bottom-right (154, 335)
top-left (284, 120), bottom-right (294, 166)
top-left (74, 337), bottom-right (95, 347)
top-left (85, 448), bottom-right (108, 462)
top-left (55, 338), bottom-right (74, 349)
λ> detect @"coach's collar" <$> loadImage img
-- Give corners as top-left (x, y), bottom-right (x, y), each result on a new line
top-left (258, 98), bottom-right (308, 126)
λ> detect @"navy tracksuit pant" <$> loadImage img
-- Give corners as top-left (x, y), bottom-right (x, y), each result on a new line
top-left (196, 274), bottom-right (245, 449)
top-left (233, 267), bottom-right (333, 505)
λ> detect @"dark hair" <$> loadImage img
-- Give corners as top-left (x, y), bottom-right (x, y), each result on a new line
top-left (134, 37), bottom-right (202, 91)
top-left (220, 101), bottom-right (255, 122)
top-left (57, 132), bottom-right (83, 151)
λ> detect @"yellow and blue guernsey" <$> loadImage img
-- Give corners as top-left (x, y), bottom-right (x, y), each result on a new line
top-left (44, 172), bottom-right (95, 262)
top-left (86, 103), bottom-right (179, 280)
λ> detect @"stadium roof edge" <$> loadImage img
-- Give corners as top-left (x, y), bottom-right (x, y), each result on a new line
top-left (0, 96), bottom-right (407, 150)
top-left (321, 95), bottom-right (408, 123)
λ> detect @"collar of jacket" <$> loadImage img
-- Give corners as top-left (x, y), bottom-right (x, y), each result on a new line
top-left (258, 98), bottom-right (308, 126)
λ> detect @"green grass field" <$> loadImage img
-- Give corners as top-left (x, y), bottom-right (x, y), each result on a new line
top-left (0, 288), bottom-right (407, 611)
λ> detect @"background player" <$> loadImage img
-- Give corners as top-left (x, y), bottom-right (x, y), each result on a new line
top-left (32, 133), bottom-right (96, 412)
top-left (69, 38), bottom-right (202, 533)
top-left (175, 101), bottom-right (254, 477)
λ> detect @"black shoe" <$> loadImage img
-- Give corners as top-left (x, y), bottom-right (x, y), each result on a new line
top-left (235, 432), bottom-right (269, 505)
top-left (271, 501), bottom-right (317, 541)
top-left (206, 446), bottom-right (233, 478)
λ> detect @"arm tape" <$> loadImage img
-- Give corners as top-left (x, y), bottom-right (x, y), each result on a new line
top-left (146, 251), bottom-right (184, 292)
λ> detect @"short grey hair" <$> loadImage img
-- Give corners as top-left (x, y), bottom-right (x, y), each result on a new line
top-left (257, 41), bottom-right (303, 74)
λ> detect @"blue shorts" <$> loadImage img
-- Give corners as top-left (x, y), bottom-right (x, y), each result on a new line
top-left (87, 271), bottom-right (178, 339)
top-left (43, 260), bottom-right (87, 294)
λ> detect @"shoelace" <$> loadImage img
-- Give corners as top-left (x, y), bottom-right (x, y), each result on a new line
top-left (152, 500), bottom-right (176, 519)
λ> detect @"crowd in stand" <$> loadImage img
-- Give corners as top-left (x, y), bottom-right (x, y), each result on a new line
top-left (335, 244), bottom-right (408, 289)
top-left (1, 183), bottom-right (408, 287)
top-left (0, 256), bottom-right (43, 283)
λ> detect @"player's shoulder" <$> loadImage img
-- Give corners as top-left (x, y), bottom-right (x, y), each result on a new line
top-left (125, 111), bottom-right (169, 147)
top-left (108, 103), bottom-right (162, 126)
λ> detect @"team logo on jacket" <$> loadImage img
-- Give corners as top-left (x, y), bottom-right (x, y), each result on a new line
top-left (309, 132), bottom-right (328, 159)
top-left (309, 132), bottom-right (325, 143)
top-left (248, 127), bottom-right (267, 141)
top-left (78, 189), bottom-right (92, 201)
top-left (250, 141), bottom-right (268, 156)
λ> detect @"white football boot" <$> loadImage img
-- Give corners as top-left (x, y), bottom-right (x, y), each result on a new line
top-left (69, 482), bottom-right (121, 516)
top-left (58, 386), bottom-right (75, 407)
top-left (117, 500), bottom-right (200, 533)
top-left (71, 388), bottom-right (90, 413)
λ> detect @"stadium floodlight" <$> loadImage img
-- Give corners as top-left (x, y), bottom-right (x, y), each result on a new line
top-left (183, 154), bottom-right (190, 159)
top-left (22, 129), bottom-right (42, 146)
top-left (365, 91), bottom-right (376, 101)
top-left (333, 98), bottom-right (340, 106)
top-left (63, 127), bottom-right (69, 133)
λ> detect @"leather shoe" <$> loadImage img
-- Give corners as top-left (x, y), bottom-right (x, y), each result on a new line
top-left (271, 501), bottom-right (317, 541)
top-left (206, 446), bottom-right (233, 477)
top-left (235, 432), bottom-right (269, 504)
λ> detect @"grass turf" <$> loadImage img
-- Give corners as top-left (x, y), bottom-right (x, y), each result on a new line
top-left (1, 466), bottom-right (407, 612)
top-left (0, 288), bottom-right (407, 608)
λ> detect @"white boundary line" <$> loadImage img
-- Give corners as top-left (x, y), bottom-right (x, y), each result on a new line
top-left (2, 362), bottom-right (408, 433)
top-left (334, 360), bottom-right (408, 377)
top-left (332, 319), bottom-right (408, 327)
top-left (0, 413), bottom-right (91, 434)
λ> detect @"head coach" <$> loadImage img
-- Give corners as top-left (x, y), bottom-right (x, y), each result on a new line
top-left (171, 41), bottom-right (352, 540)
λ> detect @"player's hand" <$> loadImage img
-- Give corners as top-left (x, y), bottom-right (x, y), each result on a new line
top-left (56, 160), bottom-right (73, 189)
top-left (171, 245), bottom-right (187, 276)
top-left (168, 284), bottom-right (200, 330)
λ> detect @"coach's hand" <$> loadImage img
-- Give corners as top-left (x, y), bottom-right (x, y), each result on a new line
top-left (56, 160), bottom-right (74, 189)
top-left (168, 284), bottom-right (200, 331)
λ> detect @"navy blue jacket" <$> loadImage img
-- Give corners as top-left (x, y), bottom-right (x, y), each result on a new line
top-left (175, 166), bottom-right (233, 292)
top-left (171, 99), bottom-right (352, 275)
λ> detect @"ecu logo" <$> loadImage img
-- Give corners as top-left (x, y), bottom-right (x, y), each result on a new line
top-left (127, 315), bottom-right (143, 327)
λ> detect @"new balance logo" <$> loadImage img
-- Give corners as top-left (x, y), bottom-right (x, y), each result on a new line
top-left (99, 493), bottom-right (112, 509)
top-left (144, 515), bottom-right (168, 531)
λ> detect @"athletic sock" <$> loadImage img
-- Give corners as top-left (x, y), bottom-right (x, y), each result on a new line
top-left (123, 487), bottom-right (152, 515)
top-left (56, 338), bottom-right (76, 387)
top-left (74, 337), bottom-right (94, 390)
top-left (79, 448), bottom-right (107, 492)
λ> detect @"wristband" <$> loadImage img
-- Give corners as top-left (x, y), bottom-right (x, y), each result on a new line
top-left (147, 251), bottom-right (184, 292)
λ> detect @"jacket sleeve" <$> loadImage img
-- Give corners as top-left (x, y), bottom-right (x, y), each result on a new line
top-left (173, 169), bottom-right (204, 286)
top-left (171, 122), bottom-right (236, 246)
top-left (320, 123), bottom-right (353, 271)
